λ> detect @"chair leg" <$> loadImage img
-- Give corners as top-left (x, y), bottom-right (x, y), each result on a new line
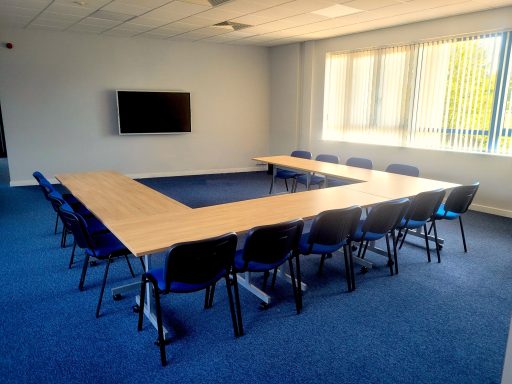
top-left (318, 253), bottom-right (327, 275)
top-left (459, 216), bottom-right (468, 252)
top-left (153, 287), bottom-right (167, 366)
top-left (432, 221), bottom-right (441, 263)
top-left (427, 222), bottom-right (434, 235)
top-left (262, 270), bottom-right (270, 291)
top-left (270, 267), bottom-right (278, 289)
top-left (348, 243), bottom-right (356, 291)
top-left (269, 175), bottom-right (275, 194)
top-left (138, 275), bottom-right (147, 331)
top-left (208, 283), bottom-right (216, 308)
top-left (79, 253), bottom-right (91, 291)
top-left (295, 253), bottom-right (302, 311)
top-left (124, 255), bottom-right (135, 277)
top-left (54, 213), bottom-right (59, 235)
top-left (359, 241), bottom-right (369, 259)
top-left (391, 231), bottom-right (398, 275)
top-left (342, 245), bottom-right (351, 292)
top-left (224, 275), bottom-right (240, 338)
top-left (69, 241), bottom-right (77, 269)
top-left (423, 224), bottom-right (431, 263)
top-left (399, 229), bottom-right (409, 250)
top-left (385, 234), bottom-right (394, 276)
top-left (284, 178), bottom-right (289, 191)
top-left (287, 258), bottom-right (300, 314)
top-left (96, 256), bottom-right (112, 318)
top-left (231, 272), bottom-right (244, 336)
top-left (204, 286), bottom-right (211, 309)
top-left (139, 257), bottom-right (146, 271)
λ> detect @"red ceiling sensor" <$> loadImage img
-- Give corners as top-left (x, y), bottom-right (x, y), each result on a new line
top-left (6, 42), bottom-right (13, 49)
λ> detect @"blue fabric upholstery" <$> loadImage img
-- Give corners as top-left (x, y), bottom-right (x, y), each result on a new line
top-left (351, 221), bottom-right (386, 242)
top-left (85, 232), bottom-right (127, 259)
top-left (398, 218), bottom-right (427, 229)
top-left (298, 232), bottom-right (345, 254)
top-left (295, 174), bottom-right (325, 187)
top-left (234, 249), bottom-right (287, 272)
top-left (276, 169), bottom-right (299, 179)
top-left (147, 268), bottom-right (226, 293)
top-left (435, 203), bottom-right (460, 220)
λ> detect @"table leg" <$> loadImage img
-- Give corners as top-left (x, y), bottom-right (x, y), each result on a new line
top-left (137, 254), bottom-right (173, 341)
top-left (237, 272), bottom-right (271, 304)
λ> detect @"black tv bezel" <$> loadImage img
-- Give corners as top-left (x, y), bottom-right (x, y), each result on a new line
top-left (116, 90), bottom-right (191, 135)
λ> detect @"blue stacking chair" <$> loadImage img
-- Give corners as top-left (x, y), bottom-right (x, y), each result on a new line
top-left (395, 189), bottom-right (446, 271)
top-left (33, 171), bottom-right (88, 234)
top-left (58, 204), bottom-right (139, 318)
top-left (346, 157), bottom-right (373, 170)
top-left (234, 219), bottom-right (304, 319)
top-left (298, 206), bottom-right (362, 292)
top-left (48, 192), bottom-right (108, 268)
top-left (429, 182), bottom-right (479, 253)
top-left (351, 198), bottom-right (410, 276)
top-left (269, 150), bottom-right (312, 194)
top-left (293, 154), bottom-right (340, 192)
top-left (385, 163), bottom-right (420, 177)
top-left (137, 233), bottom-right (240, 366)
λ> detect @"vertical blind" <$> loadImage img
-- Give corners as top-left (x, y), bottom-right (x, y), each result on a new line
top-left (323, 31), bottom-right (512, 155)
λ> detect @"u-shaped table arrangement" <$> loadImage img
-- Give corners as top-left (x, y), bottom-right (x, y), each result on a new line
top-left (56, 155), bottom-right (459, 339)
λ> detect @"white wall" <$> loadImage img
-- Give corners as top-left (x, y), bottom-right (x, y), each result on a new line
top-left (0, 28), bottom-right (270, 185)
top-left (270, 7), bottom-right (512, 217)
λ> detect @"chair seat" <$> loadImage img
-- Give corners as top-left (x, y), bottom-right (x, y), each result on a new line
top-left (296, 174), bottom-right (325, 187)
top-left (85, 233), bottom-right (128, 259)
top-left (435, 203), bottom-right (460, 220)
top-left (62, 193), bottom-right (79, 205)
top-left (327, 179), bottom-right (349, 187)
top-left (147, 268), bottom-right (226, 293)
top-left (276, 169), bottom-right (302, 179)
top-left (233, 249), bottom-right (287, 272)
top-left (398, 218), bottom-right (427, 230)
top-left (351, 221), bottom-right (385, 242)
top-left (298, 232), bottom-right (345, 254)
top-left (87, 217), bottom-right (108, 234)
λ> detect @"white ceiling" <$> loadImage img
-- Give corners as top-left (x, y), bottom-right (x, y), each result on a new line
top-left (0, 0), bottom-right (511, 46)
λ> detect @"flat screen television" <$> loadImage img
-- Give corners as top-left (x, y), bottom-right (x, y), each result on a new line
top-left (116, 90), bottom-right (191, 135)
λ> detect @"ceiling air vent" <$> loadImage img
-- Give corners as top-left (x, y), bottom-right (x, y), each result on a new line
top-left (213, 21), bottom-right (251, 31)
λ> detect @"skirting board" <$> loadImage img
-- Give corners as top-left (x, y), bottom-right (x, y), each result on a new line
top-left (9, 165), bottom-right (266, 187)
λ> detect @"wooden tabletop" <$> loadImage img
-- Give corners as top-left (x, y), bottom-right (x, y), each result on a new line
top-left (57, 157), bottom-right (460, 257)
top-left (255, 155), bottom-right (459, 198)
top-left (56, 171), bottom-right (191, 226)
top-left (107, 187), bottom-right (388, 256)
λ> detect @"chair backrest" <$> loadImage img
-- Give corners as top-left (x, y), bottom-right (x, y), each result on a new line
top-left (346, 157), bottom-right (373, 170)
top-left (240, 219), bottom-right (304, 268)
top-left (404, 189), bottom-right (446, 223)
top-left (32, 171), bottom-right (48, 185)
top-left (385, 163), bottom-right (420, 177)
top-left (315, 154), bottom-right (339, 164)
top-left (58, 204), bottom-right (94, 251)
top-left (291, 150), bottom-right (312, 160)
top-left (306, 206), bottom-right (362, 251)
top-left (444, 182), bottom-right (480, 215)
top-left (362, 198), bottom-right (410, 235)
top-left (47, 191), bottom-right (68, 214)
top-left (33, 172), bottom-right (55, 200)
top-left (163, 233), bottom-right (238, 289)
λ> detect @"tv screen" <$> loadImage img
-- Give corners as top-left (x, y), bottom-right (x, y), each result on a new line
top-left (117, 90), bottom-right (191, 135)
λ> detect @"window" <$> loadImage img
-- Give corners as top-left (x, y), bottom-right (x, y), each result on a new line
top-left (323, 31), bottom-right (512, 155)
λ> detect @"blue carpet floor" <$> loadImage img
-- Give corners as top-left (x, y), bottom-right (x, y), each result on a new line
top-left (1, 171), bottom-right (511, 383)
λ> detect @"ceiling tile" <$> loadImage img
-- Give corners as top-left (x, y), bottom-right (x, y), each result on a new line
top-left (0, 14), bottom-right (32, 26)
top-left (143, 1), bottom-right (210, 21)
top-left (44, 3), bottom-right (98, 16)
top-left (100, 2), bottom-right (152, 16)
top-left (128, 16), bottom-right (169, 27)
top-left (0, 4), bottom-right (42, 17)
top-left (342, 0), bottom-right (400, 11)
